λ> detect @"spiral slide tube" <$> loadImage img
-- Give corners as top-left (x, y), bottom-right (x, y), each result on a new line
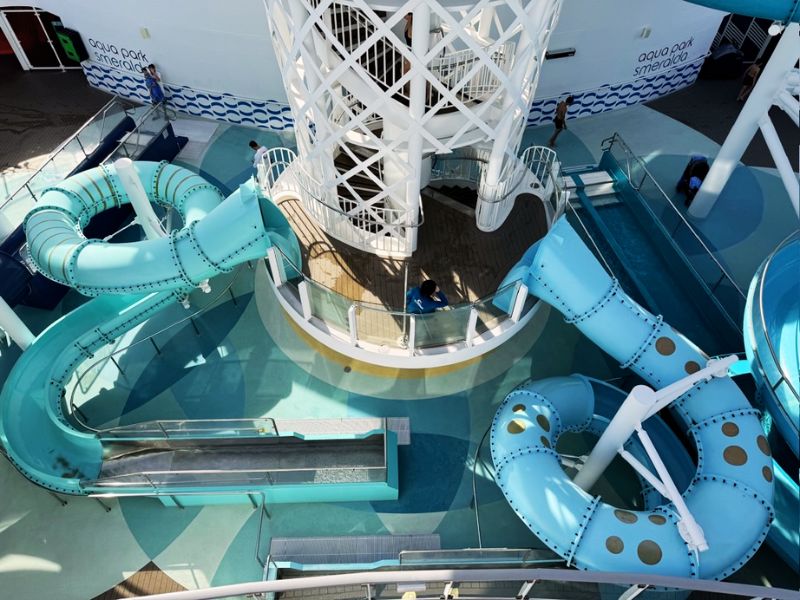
top-left (0, 162), bottom-right (300, 495)
top-left (491, 217), bottom-right (775, 579)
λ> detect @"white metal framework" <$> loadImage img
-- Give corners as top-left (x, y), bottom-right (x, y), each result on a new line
top-left (263, 0), bottom-right (562, 256)
top-left (690, 23), bottom-right (800, 219)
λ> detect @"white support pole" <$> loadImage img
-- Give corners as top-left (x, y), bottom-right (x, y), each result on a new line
top-left (690, 23), bottom-right (800, 218)
top-left (573, 385), bottom-right (656, 491)
top-left (758, 116), bottom-right (799, 216)
top-left (404, 4), bottom-right (431, 253)
top-left (114, 158), bottom-right (166, 240)
top-left (0, 296), bottom-right (35, 350)
top-left (477, 7), bottom-right (495, 41)
top-left (407, 316), bottom-right (416, 356)
top-left (636, 426), bottom-right (708, 551)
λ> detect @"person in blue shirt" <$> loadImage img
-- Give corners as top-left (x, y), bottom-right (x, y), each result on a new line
top-left (142, 64), bottom-right (165, 104)
top-left (406, 279), bottom-right (449, 314)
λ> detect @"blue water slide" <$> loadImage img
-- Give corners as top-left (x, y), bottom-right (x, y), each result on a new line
top-left (0, 161), bottom-right (300, 495)
top-left (492, 217), bottom-right (774, 579)
top-left (684, 0), bottom-right (799, 22)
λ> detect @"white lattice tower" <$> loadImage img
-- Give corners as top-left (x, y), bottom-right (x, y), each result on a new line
top-left (264, 0), bottom-right (562, 256)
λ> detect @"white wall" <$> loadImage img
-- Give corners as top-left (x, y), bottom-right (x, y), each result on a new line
top-left (3, 0), bottom-right (725, 118)
top-left (537, 0), bottom-right (725, 98)
top-left (3, 0), bottom-right (286, 100)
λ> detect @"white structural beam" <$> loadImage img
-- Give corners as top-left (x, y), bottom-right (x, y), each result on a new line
top-left (114, 158), bottom-right (166, 240)
top-left (0, 296), bottom-right (35, 350)
top-left (759, 115), bottom-right (800, 215)
top-left (690, 23), bottom-right (800, 219)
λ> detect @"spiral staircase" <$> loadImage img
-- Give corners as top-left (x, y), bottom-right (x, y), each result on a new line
top-left (263, 0), bottom-right (563, 256)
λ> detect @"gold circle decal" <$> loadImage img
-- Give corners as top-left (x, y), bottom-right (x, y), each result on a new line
top-left (723, 445), bottom-right (748, 466)
top-left (648, 514), bottom-right (667, 525)
top-left (637, 540), bottom-right (663, 565)
top-left (507, 419), bottom-right (526, 434)
top-left (756, 435), bottom-right (771, 457)
top-left (655, 337), bottom-right (676, 356)
top-left (512, 404), bottom-right (526, 413)
top-left (721, 422), bottom-right (739, 437)
top-left (614, 509), bottom-right (638, 524)
top-left (684, 360), bottom-right (701, 374)
top-left (605, 536), bottom-right (624, 554)
top-left (762, 466), bottom-right (773, 482)
top-left (536, 414), bottom-right (551, 432)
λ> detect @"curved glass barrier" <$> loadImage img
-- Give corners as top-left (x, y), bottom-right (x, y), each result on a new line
top-left (267, 243), bottom-right (535, 357)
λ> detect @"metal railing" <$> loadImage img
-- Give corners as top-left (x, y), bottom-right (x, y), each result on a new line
top-left (265, 243), bottom-right (535, 358)
top-left (127, 567), bottom-right (800, 600)
top-left (98, 417), bottom-right (280, 440)
top-left (398, 548), bottom-right (562, 568)
top-left (601, 133), bottom-right (746, 320)
top-left (753, 230), bottom-right (799, 406)
top-left (67, 265), bottom-right (249, 431)
top-left (258, 148), bottom-right (421, 256)
top-left (83, 418), bottom-right (390, 492)
top-left (0, 97), bottom-right (148, 241)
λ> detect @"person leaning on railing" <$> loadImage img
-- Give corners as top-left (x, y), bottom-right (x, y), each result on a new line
top-left (406, 280), bottom-right (449, 314)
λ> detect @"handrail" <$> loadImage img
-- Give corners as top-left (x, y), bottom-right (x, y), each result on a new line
top-left (1, 97), bottom-right (132, 210)
top-left (99, 417), bottom-right (280, 438)
top-left (269, 241), bottom-right (521, 316)
top-left (600, 132), bottom-right (745, 301)
top-left (102, 102), bottom-right (172, 163)
top-left (756, 230), bottom-right (799, 402)
top-left (262, 149), bottom-right (425, 229)
top-left (68, 264), bottom-right (248, 432)
top-left (127, 567), bottom-right (800, 600)
top-left (85, 417), bottom-right (390, 489)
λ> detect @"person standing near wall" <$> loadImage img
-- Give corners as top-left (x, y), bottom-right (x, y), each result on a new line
top-left (548, 96), bottom-right (574, 147)
top-left (142, 63), bottom-right (165, 105)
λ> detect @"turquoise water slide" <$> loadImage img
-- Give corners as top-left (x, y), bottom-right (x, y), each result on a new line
top-left (492, 217), bottom-right (774, 579)
top-left (0, 161), bottom-right (300, 495)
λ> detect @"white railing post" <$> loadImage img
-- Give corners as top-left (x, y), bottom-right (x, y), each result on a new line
top-left (298, 281), bottom-right (312, 320)
top-left (266, 247), bottom-right (284, 287)
top-left (407, 316), bottom-right (416, 356)
top-left (465, 307), bottom-right (479, 347)
top-left (347, 304), bottom-right (358, 346)
top-left (510, 283), bottom-right (528, 323)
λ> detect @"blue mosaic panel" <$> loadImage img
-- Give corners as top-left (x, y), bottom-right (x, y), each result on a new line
top-left (526, 59), bottom-right (703, 126)
top-left (82, 62), bottom-right (295, 131)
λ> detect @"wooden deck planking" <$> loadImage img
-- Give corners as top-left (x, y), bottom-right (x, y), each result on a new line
top-left (276, 190), bottom-right (548, 313)
top-left (91, 561), bottom-right (186, 599)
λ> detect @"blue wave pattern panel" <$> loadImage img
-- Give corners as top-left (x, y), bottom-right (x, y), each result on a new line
top-left (527, 60), bottom-right (702, 126)
top-left (82, 62), bottom-right (295, 132)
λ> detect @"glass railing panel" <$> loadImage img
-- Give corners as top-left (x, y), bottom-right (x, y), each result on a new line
top-left (0, 188), bottom-right (35, 240)
top-left (413, 305), bottom-right (472, 348)
top-left (100, 417), bottom-right (279, 440)
top-left (305, 279), bottom-right (352, 334)
top-left (354, 305), bottom-right (409, 349)
top-left (474, 282), bottom-right (518, 335)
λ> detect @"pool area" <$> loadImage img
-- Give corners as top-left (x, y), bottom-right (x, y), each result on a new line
top-left (1, 99), bottom-right (798, 598)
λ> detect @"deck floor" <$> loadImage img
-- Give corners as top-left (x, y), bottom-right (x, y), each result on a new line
top-left (277, 190), bottom-right (548, 310)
